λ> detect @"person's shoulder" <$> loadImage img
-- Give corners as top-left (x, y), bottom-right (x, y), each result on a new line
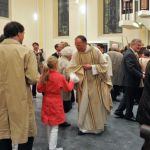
top-left (124, 49), bottom-right (132, 56)
top-left (22, 45), bottom-right (34, 53)
top-left (54, 70), bottom-right (63, 76)
top-left (21, 44), bottom-right (30, 49)
top-left (52, 52), bottom-right (59, 58)
top-left (92, 46), bottom-right (102, 54)
top-left (126, 48), bottom-right (133, 54)
top-left (54, 72), bottom-right (66, 82)
top-left (52, 52), bottom-right (57, 56)
top-left (52, 52), bottom-right (56, 55)
top-left (71, 50), bottom-right (78, 58)
top-left (114, 51), bottom-right (123, 58)
top-left (103, 53), bottom-right (109, 57)
top-left (19, 46), bottom-right (35, 57)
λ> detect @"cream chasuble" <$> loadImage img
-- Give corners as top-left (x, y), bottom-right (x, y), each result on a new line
top-left (67, 46), bottom-right (113, 133)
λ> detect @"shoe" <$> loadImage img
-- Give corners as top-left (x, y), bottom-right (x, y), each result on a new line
top-left (114, 111), bottom-right (125, 118)
top-left (124, 116), bottom-right (137, 122)
top-left (78, 130), bottom-right (86, 136)
top-left (59, 122), bottom-right (71, 127)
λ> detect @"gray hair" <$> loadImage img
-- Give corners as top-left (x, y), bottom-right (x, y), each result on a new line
top-left (60, 46), bottom-right (74, 56)
top-left (130, 39), bottom-right (142, 46)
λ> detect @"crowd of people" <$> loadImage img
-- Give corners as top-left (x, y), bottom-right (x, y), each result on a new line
top-left (0, 21), bottom-right (150, 150)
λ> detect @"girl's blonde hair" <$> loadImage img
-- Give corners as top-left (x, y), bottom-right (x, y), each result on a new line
top-left (47, 56), bottom-right (58, 69)
top-left (40, 56), bottom-right (58, 84)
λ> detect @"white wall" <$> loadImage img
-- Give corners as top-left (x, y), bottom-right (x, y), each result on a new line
top-left (0, 0), bottom-right (148, 57)
top-left (43, 0), bottom-right (82, 57)
top-left (0, 0), bottom-right (38, 49)
top-left (0, 18), bottom-right (9, 35)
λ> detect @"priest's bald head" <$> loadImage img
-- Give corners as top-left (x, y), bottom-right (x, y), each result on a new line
top-left (75, 35), bottom-right (87, 52)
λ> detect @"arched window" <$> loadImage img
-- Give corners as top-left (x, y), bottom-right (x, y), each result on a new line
top-left (104, 0), bottom-right (122, 34)
top-left (58, 0), bottom-right (69, 36)
top-left (0, 0), bottom-right (9, 18)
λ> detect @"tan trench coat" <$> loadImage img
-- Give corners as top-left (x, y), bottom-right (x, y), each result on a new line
top-left (0, 39), bottom-right (38, 144)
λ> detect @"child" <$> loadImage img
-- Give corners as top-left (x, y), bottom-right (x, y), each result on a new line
top-left (37, 56), bottom-right (74, 150)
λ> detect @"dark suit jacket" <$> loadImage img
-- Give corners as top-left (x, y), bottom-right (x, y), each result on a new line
top-left (52, 52), bottom-right (59, 58)
top-left (122, 48), bottom-right (142, 87)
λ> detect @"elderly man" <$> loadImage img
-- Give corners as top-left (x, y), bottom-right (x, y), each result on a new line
top-left (67, 35), bottom-right (112, 135)
top-left (114, 39), bottom-right (143, 121)
top-left (0, 21), bottom-right (38, 150)
top-left (58, 46), bottom-right (74, 127)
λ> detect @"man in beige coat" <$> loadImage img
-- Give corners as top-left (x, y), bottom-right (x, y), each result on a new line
top-left (0, 21), bottom-right (38, 149)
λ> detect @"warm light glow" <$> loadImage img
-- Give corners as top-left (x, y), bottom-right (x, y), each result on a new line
top-left (33, 12), bottom-right (38, 21)
top-left (80, 4), bottom-right (86, 14)
top-left (132, 22), bottom-right (139, 28)
top-left (138, 22), bottom-right (142, 25)
top-left (75, 0), bottom-right (79, 3)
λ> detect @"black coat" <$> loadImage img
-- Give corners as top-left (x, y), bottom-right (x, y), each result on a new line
top-left (137, 61), bottom-right (150, 125)
top-left (52, 52), bottom-right (59, 58)
top-left (122, 49), bottom-right (142, 87)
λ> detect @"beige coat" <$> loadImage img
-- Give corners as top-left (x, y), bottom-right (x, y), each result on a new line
top-left (0, 39), bottom-right (38, 144)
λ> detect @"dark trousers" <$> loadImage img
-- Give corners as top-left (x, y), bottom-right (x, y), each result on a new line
top-left (115, 86), bottom-right (138, 118)
top-left (0, 137), bottom-right (34, 150)
top-left (32, 84), bottom-right (36, 97)
top-left (63, 101), bottom-right (72, 113)
top-left (142, 140), bottom-right (150, 150)
top-left (135, 87), bottom-right (143, 104)
top-left (111, 85), bottom-right (122, 101)
top-left (71, 90), bottom-right (75, 103)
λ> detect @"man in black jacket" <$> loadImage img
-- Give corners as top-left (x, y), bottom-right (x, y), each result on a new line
top-left (114, 39), bottom-right (144, 121)
top-left (52, 43), bottom-right (62, 58)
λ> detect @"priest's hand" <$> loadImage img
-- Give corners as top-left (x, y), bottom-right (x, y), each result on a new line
top-left (83, 64), bottom-right (92, 70)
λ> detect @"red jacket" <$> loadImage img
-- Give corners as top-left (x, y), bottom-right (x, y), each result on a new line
top-left (37, 70), bottom-right (74, 126)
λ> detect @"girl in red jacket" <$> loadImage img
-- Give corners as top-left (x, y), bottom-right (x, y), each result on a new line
top-left (37, 56), bottom-right (74, 150)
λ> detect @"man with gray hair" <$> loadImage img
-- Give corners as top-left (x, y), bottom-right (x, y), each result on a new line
top-left (114, 39), bottom-right (144, 121)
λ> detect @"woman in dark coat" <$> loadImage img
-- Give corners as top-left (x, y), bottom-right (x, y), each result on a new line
top-left (136, 60), bottom-right (150, 150)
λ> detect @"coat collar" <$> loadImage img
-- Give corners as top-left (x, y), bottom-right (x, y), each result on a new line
top-left (129, 48), bottom-right (139, 59)
top-left (2, 38), bottom-right (21, 45)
